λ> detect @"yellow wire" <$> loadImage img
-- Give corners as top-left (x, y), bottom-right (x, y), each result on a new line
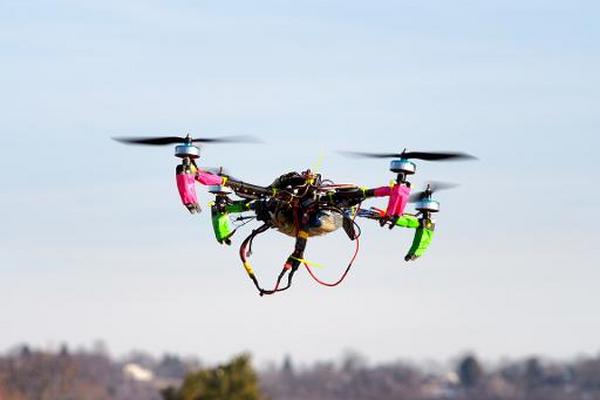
top-left (290, 256), bottom-right (325, 268)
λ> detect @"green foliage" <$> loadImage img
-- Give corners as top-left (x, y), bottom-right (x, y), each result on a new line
top-left (162, 354), bottom-right (265, 400)
top-left (458, 355), bottom-right (484, 387)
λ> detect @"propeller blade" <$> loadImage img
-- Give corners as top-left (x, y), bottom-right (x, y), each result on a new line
top-left (338, 151), bottom-right (404, 159)
top-left (113, 136), bottom-right (186, 145)
top-left (197, 166), bottom-right (238, 181)
top-left (339, 150), bottom-right (476, 161)
top-left (409, 181), bottom-right (459, 202)
top-left (429, 181), bottom-right (460, 191)
top-left (199, 167), bottom-right (224, 175)
top-left (408, 192), bottom-right (427, 203)
top-left (402, 151), bottom-right (477, 161)
top-left (113, 134), bottom-right (262, 146)
top-left (191, 135), bottom-right (262, 144)
top-left (199, 166), bottom-right (230, 175)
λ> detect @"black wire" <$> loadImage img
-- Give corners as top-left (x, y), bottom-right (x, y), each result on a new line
top-left (247, 223), bottom-right (269, 256)
top-left (232, 214), bottom-right (256, 229)
top-left (352, 218), bottom-right (362, 239)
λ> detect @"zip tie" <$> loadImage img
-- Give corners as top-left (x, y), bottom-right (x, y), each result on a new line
top-left (243, 261), bottom-right (254, 275)
top-left (290, 256), bottom-right (325, 268)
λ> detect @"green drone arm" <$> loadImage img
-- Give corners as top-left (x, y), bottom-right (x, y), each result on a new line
top-left (394, 215), bottom-right (420, 229)
top-left (224, 200), bottom-right (252, 214)
top-left (396, 216), bottom-right (435, 261)
top-left (211, 209), bottom-right (232, 244)
top-left (211, 200), bottom-right (252, 245)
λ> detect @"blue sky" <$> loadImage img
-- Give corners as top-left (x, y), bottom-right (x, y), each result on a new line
top-left (1, 0), bottom-right (599, 365)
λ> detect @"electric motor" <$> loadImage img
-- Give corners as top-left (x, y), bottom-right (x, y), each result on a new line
top-left (175, 144), bottom-right (201, 159)
top-left (415, 199), bottom-right (440, 213)
top-left (390, 159), bottom-right (416, 174)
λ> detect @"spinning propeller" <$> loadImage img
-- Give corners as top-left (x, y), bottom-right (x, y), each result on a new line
top-left (409, 181), bottom-right (458, 202)
top-left (197, 166), bottom-right (239, 181)
top-left (341, 148), bottom-right (477, 178)
top-left (199, 166), bottom-right (230, 176)
top-left (113, 134), bottom-right (261, 146)
top-left (340, 149), bottom-right (477, 161)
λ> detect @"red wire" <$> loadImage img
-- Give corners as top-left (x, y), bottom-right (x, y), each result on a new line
top-left (304, 235), bottom-right (360, 287)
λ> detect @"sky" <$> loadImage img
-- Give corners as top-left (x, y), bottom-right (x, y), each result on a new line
top-left (1, 0), bottom-right (599, 366)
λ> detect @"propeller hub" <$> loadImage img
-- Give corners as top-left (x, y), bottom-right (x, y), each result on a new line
top-left (390, 159), bottom-right (416, 174)
top-left (175, 144), bottom-right (201, 159)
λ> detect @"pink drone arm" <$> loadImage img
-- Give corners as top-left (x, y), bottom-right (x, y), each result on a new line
top-left (175, 169), bottom-right (225, 213)
top-left (372, 186), bottom-right (391, 197)
top-left (384, 183), bottom-right (411, 217)
top-left (195, 170), bottom-right (225, 186)
top-left (366, 184), bottom-right (410, 217)
top-left (175, 170), bottom-right (200, 212)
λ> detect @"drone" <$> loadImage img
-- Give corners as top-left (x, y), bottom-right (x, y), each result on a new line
top-left (115, 134), bottom-right (475, 296)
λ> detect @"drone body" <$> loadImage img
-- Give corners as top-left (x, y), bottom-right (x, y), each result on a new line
top-left (115, 134), bottom-right (475, 296)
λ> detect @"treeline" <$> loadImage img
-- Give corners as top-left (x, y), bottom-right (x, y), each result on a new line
top-left (0, 344), bottom-right (196, 400)
top-left (262, 353), bottom-right (600, 400)
top-left (0, 344), bottom-right (599, 400)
